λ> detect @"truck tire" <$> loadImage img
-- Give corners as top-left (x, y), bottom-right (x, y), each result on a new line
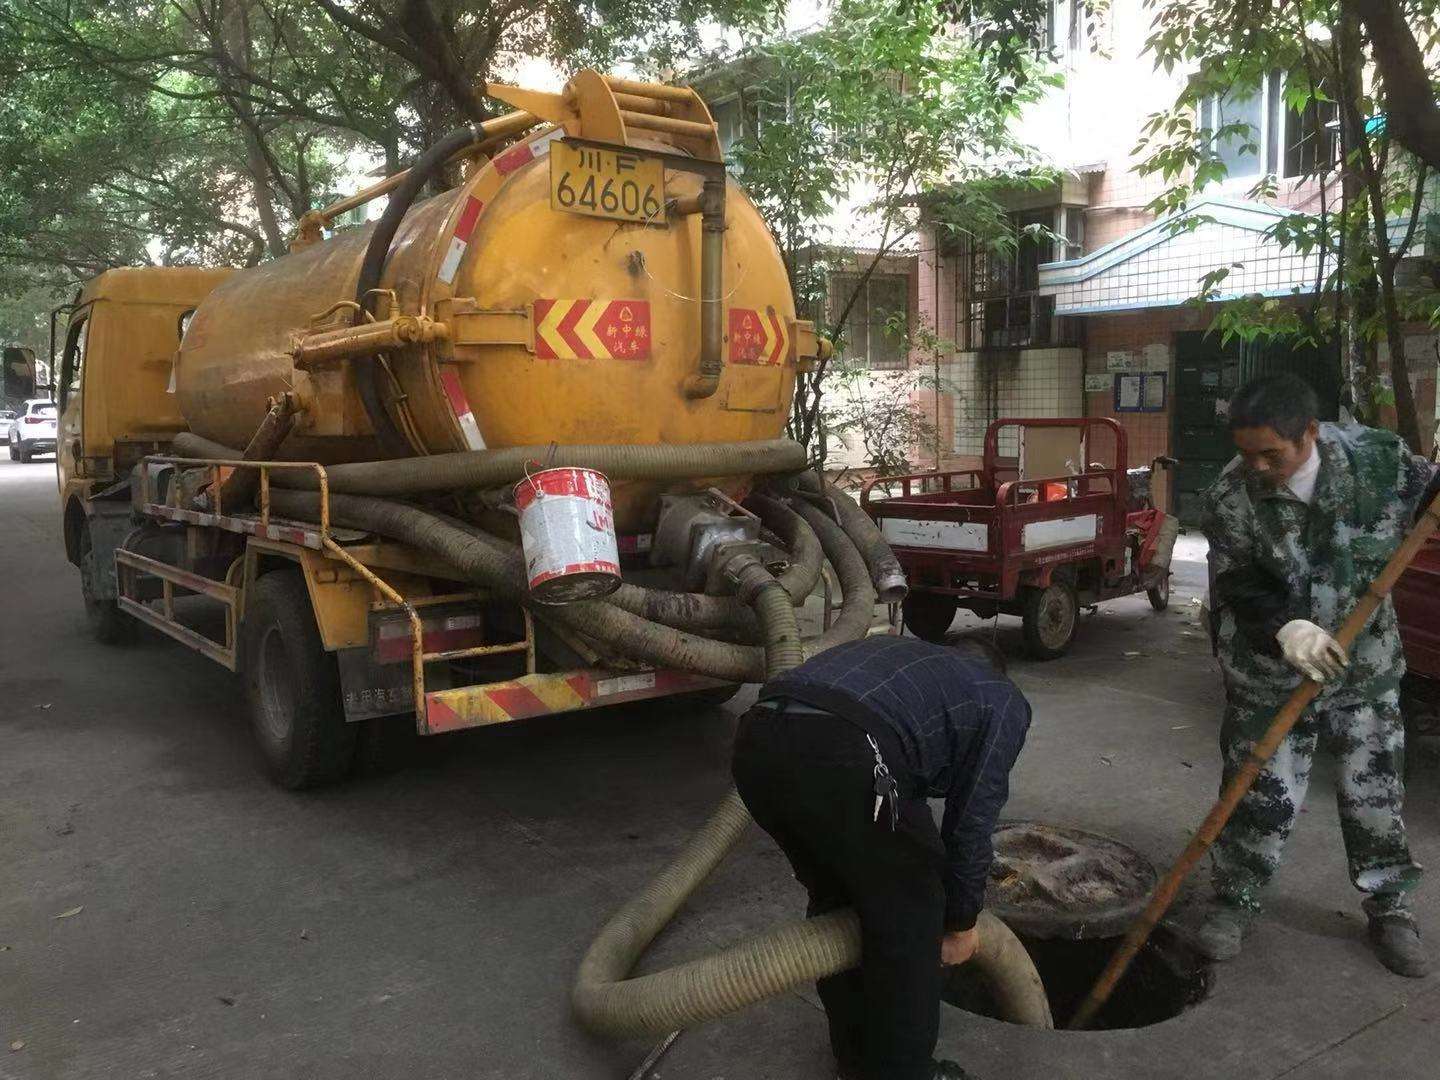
top-left (242, 570), bottom-right (357, 789)
top-left (902, 593), bottom-right (960, 643)
top-left (79, 523), bottom-right (136, 645)
top-left (1021, 582), bottom-right (1078, 660)
top-left (1147, 572), bottom-right (1171, 611)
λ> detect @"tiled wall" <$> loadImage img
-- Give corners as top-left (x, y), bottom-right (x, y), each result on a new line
top-left (944, 348), bottom-right (1085, 457)
top-left (1080, 308), bottom-right (1210, 512)
top-left (1046, 219), bottom-right (1320, 315)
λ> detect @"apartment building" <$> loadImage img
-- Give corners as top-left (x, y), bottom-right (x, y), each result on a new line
top-left (914, 0), bottom-right (1436, 520)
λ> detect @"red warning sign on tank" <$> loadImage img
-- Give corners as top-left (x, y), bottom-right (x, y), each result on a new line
top-left (728, 307), bottom-right (788, 366)
top-left (533, 299), bottom-right (651, 360)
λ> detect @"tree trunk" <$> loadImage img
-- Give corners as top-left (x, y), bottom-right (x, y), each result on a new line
top-left (221, 0), bottom-right (288, 259)
top-left (1338, 12), bottom-right (1381, 425)
top-left (1347, 0), bottom-right (1440, 174)
top-left (1339, 10), bottom-right (1424, 450)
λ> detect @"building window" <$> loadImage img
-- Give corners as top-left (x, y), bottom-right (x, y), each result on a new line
top-left (961, 209), bottom-right (1066, 350)
top-left (829, 273), bottom-right (909, 370)
top-left (1199, 72), bottom-right (1337, 180)
top-left (712, 88), bottom-right (773, 160)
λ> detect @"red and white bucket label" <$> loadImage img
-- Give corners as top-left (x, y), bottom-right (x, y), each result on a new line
top-left (515, 467), bottom-right (620, 604)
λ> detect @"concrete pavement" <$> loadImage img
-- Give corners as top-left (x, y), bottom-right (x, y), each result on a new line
top-left (0, 453), bottom-right (1435, 1079)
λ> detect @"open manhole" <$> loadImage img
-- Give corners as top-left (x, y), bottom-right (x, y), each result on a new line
top-left (944, 822), bottom-right (1212, 1031)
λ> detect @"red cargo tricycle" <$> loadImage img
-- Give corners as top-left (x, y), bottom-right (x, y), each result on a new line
top-left (861, 418), bottom-right (1179, 659)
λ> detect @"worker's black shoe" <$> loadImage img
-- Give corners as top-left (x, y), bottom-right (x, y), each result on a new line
top-left (1193, 901), bottom-right (1255, 961)
top-left (932, 1061), bottom-right (977, 1080)
top-left (1368, 914), bottom-right (1431, 978)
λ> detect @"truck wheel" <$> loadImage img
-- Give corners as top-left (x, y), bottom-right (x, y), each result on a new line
top-left (902, 593), bottom-right (960, 643)
top-left (242, 570), bottom-right (357, 789)
top-left (1022, 582), bottom-right (1078, 660)
top-left (1147, 573), bottom-right (1171, 611)
top-left (79, 524), bottom-right (136, 645)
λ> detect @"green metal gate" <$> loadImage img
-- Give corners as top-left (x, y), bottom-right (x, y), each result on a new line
top-left (1171, 332), bottom-right (1340, 525)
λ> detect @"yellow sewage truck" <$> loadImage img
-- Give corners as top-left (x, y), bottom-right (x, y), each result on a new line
top-left (50, 69), bottom-right (907, 788)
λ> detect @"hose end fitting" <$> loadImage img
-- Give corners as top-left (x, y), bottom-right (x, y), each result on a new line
top-left (875, 571), bottom-right (908, 604)
top-left (721, 549), bottom-right (779, 606)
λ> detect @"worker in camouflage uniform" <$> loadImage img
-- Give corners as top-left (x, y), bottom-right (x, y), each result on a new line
top-left (1199, 373), bottom-right (1435, 977)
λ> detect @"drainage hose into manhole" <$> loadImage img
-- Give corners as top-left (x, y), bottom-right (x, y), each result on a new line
top-left (571, 548), bottom-right (1053, 1037)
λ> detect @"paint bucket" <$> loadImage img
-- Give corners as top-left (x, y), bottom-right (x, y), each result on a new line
top-left (515, 467), bottom-right (621, 604)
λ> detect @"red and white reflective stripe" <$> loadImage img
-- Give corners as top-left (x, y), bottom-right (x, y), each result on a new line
top-left (375, 613), bottom-right (487, 663)
top-left (492, 128), bottom-right (565, 176)
top-left (616, 533), bottom-right (653, 555)
top-left (440, 368), bottom-right (486, 450)
top-left (438, 194), bottom-right (485, 285)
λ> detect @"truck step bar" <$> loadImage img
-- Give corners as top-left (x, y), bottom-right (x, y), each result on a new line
top-left (115, 547), bottom-right (239, 670)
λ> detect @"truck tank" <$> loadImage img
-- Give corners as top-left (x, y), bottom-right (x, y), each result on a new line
top-left (174, 71), bottom-right (816, 530)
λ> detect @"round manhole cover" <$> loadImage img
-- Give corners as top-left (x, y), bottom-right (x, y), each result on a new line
top-left (985, 822), bottom-right (1156, 940)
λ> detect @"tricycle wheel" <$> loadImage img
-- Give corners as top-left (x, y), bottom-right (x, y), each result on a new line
top-left (1147, 573), bottom-right (1171, 612)
top-left (902, 593), bottom-right (960, 643)
top-left (1022, 582), bottom-right (1079, 660)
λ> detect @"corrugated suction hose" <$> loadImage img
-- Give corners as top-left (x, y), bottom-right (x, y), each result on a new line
top-left (195, 436), bottom-right (809, 496)
top-left (791, 475), bottom-right (909, 604)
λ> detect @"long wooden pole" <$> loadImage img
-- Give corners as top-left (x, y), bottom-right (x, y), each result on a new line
top-left (1068, 492), bottom-right (1440, 1031)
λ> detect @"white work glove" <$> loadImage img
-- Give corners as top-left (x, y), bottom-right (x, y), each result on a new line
top-left (1276, 619), bottom-right (1349, 683)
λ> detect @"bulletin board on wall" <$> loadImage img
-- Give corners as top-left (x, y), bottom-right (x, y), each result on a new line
top-left (1113, 372), bottom-right (1167, 413)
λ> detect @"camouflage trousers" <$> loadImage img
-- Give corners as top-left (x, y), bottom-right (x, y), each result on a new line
top-left (1212, 687), bottom-right (1423, 916)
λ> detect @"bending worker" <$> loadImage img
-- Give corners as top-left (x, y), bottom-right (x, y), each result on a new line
top-left (1199, 373), bottom-right (1435, 976)
top-left (732, 634), bottom-right (1030, 1080)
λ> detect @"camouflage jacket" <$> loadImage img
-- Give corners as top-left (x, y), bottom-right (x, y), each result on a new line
top-left (1202, 422), bottom-right (1438, 706)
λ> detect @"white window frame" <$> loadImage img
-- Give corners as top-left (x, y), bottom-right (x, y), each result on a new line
top-left (1199, 71), bottom-right (1335, 185)
top-left (829, 271), bottom-right (911, 371)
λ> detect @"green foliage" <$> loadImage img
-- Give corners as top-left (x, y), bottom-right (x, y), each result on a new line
top-left (1134, 0), bottom-right (1439, 445)
top-left (0, 0), bottom-right (781, 319)
top-left (716, 0), bottom-right (1052, 460)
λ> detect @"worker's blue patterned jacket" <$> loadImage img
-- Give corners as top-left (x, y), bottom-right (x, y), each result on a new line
top-left (758, 635), bottom-right (1031, 932)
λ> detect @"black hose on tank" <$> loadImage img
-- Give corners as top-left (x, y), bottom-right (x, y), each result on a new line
top-left (353, 124), bottom-right (485, 459)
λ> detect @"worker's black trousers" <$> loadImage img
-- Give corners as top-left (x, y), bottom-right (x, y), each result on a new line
top-left (733, 707), bottom-right (946, 1080)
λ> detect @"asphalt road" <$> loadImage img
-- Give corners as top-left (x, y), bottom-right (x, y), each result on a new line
top-left (2, 451), bottom-right (1436, 1080)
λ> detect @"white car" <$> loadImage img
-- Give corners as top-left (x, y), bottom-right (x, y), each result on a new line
top-left (8, 399), bottom-right (58, 462)
top-left (0, 408), bottom-right (16, 444)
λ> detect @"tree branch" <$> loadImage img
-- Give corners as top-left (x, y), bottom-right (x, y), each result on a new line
top-left (1348, 0), bottom-right (1440, 172)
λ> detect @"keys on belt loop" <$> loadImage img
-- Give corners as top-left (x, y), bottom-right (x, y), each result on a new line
top-left (867, 734), bottom-right (898, 830)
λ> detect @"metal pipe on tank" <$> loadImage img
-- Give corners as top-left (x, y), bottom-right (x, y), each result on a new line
top-left (291, 315), bottom-right (449, 369)
top-left (684, 177), bottom-right (728, 400)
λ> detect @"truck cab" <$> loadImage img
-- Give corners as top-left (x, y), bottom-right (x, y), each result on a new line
top-left (56, 267), bottom-right (233, 574)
